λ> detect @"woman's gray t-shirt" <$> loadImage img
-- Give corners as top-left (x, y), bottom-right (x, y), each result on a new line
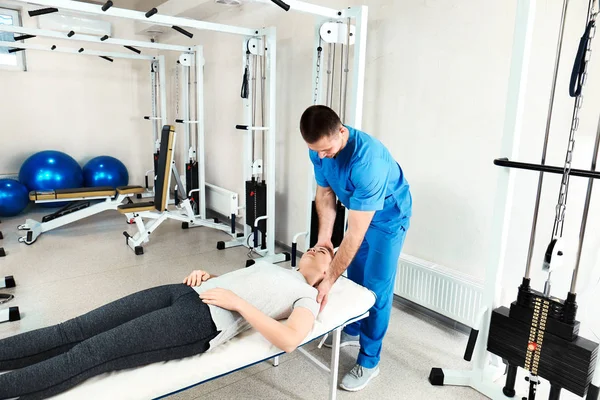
top-left (192, 261), bottom-right (320, 349)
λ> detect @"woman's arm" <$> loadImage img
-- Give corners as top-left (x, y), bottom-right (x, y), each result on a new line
top-left (200, 288), bottom-right (315, 353)
top-left (238, 302), bottom-right (315, 353)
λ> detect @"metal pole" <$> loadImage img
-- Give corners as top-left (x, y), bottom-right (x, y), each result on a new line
top-left (525, 0), bottom-right (570, 279)
top-left (266, 27), bottom-right (277, 256)
top-left (196, 47), bottom-right (207, 220)
top-left (570, 111), bottom-right (600, 293)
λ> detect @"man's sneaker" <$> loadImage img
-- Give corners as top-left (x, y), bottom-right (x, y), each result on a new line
top-left (323, 331), bottom-right (360, 348)
top-left (339, 364), bottom-right (380, 391)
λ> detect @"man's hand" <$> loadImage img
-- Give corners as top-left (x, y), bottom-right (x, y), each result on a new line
top-left (316, 277), bottom-right (334, 313)
top-left (183, 270), bottom-right (211, 287)
top-left (316, 238), bottom-right (334, 254)
top-left (200, 288), bottom-right (245, 312)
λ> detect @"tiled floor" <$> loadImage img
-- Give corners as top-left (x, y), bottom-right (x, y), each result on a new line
top-left (0, 207), bottom-right (572, 399)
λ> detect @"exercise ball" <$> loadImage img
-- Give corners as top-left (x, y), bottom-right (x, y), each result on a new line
top-left (0, 179), bottom-right (29, 217)
top-left (19, 150), bottom-right (83, 207)
top-left (83, 156), bottom-right (129, 188)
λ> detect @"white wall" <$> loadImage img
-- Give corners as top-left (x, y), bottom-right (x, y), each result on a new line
top-left (0, 0), bottom-right (154, 186)
top-left (156, 0), bottom-right (600, 310)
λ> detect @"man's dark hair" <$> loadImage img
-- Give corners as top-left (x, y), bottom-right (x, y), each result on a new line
top-left (300, 105), bottom-right (342, 144)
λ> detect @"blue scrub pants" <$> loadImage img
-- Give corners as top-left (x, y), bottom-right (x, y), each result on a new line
top-left (344, 223), bottom-right (408, 369)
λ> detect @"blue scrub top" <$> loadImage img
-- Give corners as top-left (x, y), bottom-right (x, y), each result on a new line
top-left (309, 126), bottom-right (412, 240)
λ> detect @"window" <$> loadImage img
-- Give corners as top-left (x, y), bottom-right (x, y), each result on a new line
top-left (0, 7), bottom-right (26, 70)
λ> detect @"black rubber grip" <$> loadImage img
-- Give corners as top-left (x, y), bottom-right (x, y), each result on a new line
top-left (494, 157), bottom-right (600, 179)
top-left (28, 8), bottom-right (58, 17)
top-left (175, 119), bottom-right (184, 123)
top-left (570, 20), bottom-right (594, 97)
top-left (102, 1), bottom-right (113, 11)
top-left (5, 276), bottom-right (16, 288)
top-left (8, 48), bottom-right (24, 54)
top-left (124, 45), bottom-right (141, 54)
top-left (9, 307), bottom-right (20, 322)
top-left (100, 35), bottom-right (109, 41)
top-left (253, 228), bottom-right (258, 248)
top-left (463, 329), bottom-right (478, 361)
top-left (51, 45), bottom-right (56, 50)
top-left (291, 243), bottom-right (297, 267)
top-left (14, 34), bottom-right (36, 41)
top-left (236, 125), bottom-right (248, 130)
top-left (231, 214), bottom-right (236, 234)
top-left (78, 48), bottom-right (84, 53)
top-left (271, 0), bottom-right (291, 11)
top-left (145, 176), bottom-right (149, 188)
top-left (172, 25), bottom-right (194, 38)
top-left (100, 56), bottom-right (114, 62)
top-left (68, 31), bottom-right (75, 37)
top-left (145, 8), bottom-right (158, 18)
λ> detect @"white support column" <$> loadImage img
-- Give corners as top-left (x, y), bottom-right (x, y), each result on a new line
top-left (429, 1), bottom-right (536, 398)
top-left (304, 17), bottom-right (329, 252)
top-left (266, 27), bottom-right (277, 256)
top-left (474, 0), bottom-right (536, 373)
top-left (158, 55), bottom-right (168, 134)
top-left (347, 6), bottom-right (368, 130)
top-left (242, 37), bottom-right (253, 240)
top-left (182, 56), bottom-right (191, 161)
top-left (196, 46), bottom-right (207, 220)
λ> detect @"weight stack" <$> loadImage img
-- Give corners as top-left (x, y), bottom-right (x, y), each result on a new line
top-left (487, 306), bottom-right (598, 397)
top-left (246, 179), bottom-right (267, 247)
top-left (310, 199), bottom-right (346, 248)
top-left (186, 161), bottom-right (199, 214)
top-left (510, 283), bottom-right (580, 341)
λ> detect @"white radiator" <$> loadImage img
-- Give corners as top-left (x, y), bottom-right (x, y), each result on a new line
top-left (395, 254), bottom-right (484, 328)
top-left (205, 183), bottom-right (239, 217)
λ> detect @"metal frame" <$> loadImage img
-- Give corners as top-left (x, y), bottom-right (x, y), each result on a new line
top-left (429, 1), bottom-right (537, 398)
top-left (16, 191), bottom-right (139, 245)
top-left (290, 6), bottom-right (369, 258)
top-left (0, 6), bottom-right (26, 71)
top-left (13, 0), bottom-right (365, 263)
top-left (268, 312), bottom-right (368, 400)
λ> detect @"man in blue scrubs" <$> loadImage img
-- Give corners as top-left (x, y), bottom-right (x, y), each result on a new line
top-left (300, 105), bottom-right (412, 391)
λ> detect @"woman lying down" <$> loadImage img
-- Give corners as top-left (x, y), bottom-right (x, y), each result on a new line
top-left (0, 246), bottom-right (334, 400)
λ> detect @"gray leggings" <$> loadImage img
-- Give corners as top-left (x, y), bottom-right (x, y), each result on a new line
top-left (0, 284), bottom-right (218, 400)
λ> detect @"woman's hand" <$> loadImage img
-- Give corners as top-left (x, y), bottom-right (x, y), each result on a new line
top-left (200, 288), bottom-right (245, 312)
top-left (183, 270), bottom-right (211, 287)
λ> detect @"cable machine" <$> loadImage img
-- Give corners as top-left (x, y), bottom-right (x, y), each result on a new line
top-left (430, 1), bottom-right (600, 398)
top-left (290, 6), bottom-right (369, 265)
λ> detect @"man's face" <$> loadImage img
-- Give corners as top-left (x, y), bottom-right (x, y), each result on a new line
top-left (306, 127), bottom-right (346, 159)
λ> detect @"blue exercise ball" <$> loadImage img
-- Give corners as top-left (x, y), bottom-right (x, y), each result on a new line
top-left (0, 179), bottom-right (29, 217)
top-left (19, 150), bottom-right (83, 208)
top-left (83, 156), bottom-right (129, 188)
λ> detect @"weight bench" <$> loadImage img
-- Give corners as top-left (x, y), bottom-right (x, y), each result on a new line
top-left (46, 274), bottom-right (375, 400)
top-left (17, 183), bottom-right (146, 245)
top-left (119, 125), bottom-right (233, 255)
